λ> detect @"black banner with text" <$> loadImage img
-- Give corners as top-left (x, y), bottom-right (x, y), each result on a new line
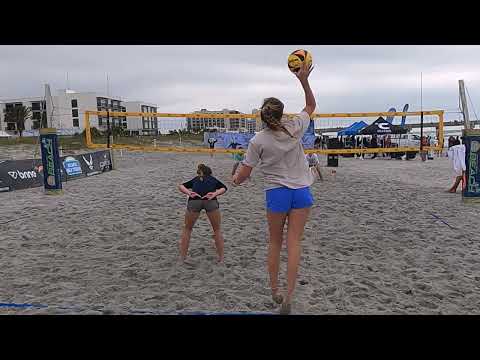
top-left (0, 150), bottom-right (112, 193)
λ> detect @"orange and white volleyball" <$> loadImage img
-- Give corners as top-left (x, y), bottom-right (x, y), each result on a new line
top-left (287, 49), bottom-right (313, 73)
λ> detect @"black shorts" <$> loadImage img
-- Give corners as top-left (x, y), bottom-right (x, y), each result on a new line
top-left (187, 199), bottom-right (219, 213)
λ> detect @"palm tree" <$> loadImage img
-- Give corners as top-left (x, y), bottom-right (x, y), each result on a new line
top-left (4, 105), bottom-right (32, 137)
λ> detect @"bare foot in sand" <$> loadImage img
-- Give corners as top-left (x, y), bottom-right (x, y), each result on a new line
top-left (279, 302), bottom-right (292, 315)
top-left (271, 288), bottom-right (283, 304)
top-left (272, 294), bottom-right (283, 304)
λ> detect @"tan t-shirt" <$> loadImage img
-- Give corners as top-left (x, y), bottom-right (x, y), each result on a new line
top-left (243, 111), bottom-right (314, 190)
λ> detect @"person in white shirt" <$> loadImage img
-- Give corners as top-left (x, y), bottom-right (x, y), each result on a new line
top-left (447, 138), bottom-right (466, 193)
top-left (232, 60), bottom-right (316, 314)
top-left (306, 152), bottom-right (323, 181)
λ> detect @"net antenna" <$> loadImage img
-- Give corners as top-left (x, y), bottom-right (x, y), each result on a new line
top-left (44, 84), bottom-right (56, 128)
top-left (400, 103), bottom-right (409, 128)
top-left (459, 79), bottom-right (471, 129)
top-left (465, 84), bottom-right (479, 123)
top-left (420, 72), bottom-right (424, 151)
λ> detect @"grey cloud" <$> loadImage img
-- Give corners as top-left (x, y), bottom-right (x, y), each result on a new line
top-left (1, 45), bottom-right (479, 121)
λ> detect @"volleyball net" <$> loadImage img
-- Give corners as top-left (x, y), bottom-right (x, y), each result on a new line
top-left (83, 110), bottom-right (445, 155)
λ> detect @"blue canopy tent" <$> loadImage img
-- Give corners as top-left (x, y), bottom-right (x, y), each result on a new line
top-left (337, 121), bottom-right (368, 136)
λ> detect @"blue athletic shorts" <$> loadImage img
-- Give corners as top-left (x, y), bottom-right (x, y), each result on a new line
top-left (265, 186), bottom-right (314, 213)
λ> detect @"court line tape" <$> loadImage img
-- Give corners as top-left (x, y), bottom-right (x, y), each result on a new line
top-left (0, 302), bottom-right (274, 315)
top-left (428, 213), bottom-right (457, 230)
top-left (0, 302), bottom-right (48, 309)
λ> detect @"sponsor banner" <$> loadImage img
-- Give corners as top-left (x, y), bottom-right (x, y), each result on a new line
top-left (0, 158), bottom-right (43, 191)
top-left (78, 150), bottom-right (112, 177)
top-left (0, 150), bottom-right (112, 192)
top-left (40, 132), bottom-right (63, 191)
top-left (63, 156), bottom-right (83, 177)
top-left (463, 134), bottom-right (480, 200)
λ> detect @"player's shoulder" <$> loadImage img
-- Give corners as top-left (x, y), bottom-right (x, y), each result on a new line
top-left (296, 110), bottom-right (310, 120)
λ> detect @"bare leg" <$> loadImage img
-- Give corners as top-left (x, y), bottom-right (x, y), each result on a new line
top-left (206, 209), bottom-right (224, 263)
top-left (267, 211), bottom-right (288, 303)
top-left (285, 207), bottom-right (311, 305)
top-left (232, 161), bottom-right (240, 176)
top-left (179, 210), bottom-right (201, 261)
top-left (448, 176), bottom-right (463, 193)
top-left (315, 164), bottom-right (323, 181)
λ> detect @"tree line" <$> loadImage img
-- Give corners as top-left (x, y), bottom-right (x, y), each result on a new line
top-left (3, 105), bottom-right (48, 137)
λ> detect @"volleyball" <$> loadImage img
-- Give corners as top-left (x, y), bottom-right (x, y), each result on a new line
top-left (288, 49), bottom-right (313, 73)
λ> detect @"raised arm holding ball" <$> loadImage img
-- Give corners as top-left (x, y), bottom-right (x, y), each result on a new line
top-left (232, 54), bottom-right (316, 315)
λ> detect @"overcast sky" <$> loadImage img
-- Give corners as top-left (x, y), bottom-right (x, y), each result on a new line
top-left (1, 45), bottom-right (479, 124)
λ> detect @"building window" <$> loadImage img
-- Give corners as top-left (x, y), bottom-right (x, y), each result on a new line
top-left (97, 98), bottom-right (107, 107)
top-left (6, 123), bottom-right (16, 131)
top-left (72, 109), bottom-right (79, 117)
top-left (71, 99), bottom-right (78, 108)
top-left (32, 112), bottom-right (41, 120)
top-left (5, 103), bottom-right (14, 112)
top-left (98, 117), bottom-right (103, 126)
top-left (73, 118), bottom-right (79, 127)
top-left (31, 102), bottom-right (41, 111)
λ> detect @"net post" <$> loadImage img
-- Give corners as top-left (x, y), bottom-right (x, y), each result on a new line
top-left (84, 112), bottom-right (92, 147)
top-left (109, 148), bottom-right (116, 170)
top-left (438, 111), bottom-right (444, 150)
top-left (420, 111), bottom-right (424, 151)
top-left (106, 110), bottom-right (111, 148)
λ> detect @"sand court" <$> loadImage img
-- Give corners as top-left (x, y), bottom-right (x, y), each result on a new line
top-left (1, 147), bottom-right (479, 314)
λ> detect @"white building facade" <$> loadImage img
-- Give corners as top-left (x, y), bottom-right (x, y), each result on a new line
top-left (122, 101), bottom-right (159, 135)
top-left (0, 88), bottom-right (162, 136)
top-left (48, 89), bottom-right (126, 133)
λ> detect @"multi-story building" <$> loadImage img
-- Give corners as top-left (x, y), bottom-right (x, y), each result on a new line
top-left (49, 89), bottom-right (127, 132)
top-left (94, 93), bottom-right (127, 131)
top-left (186, 108), bottom-right (249, 132)
top-left (122, 101), bottom-right (158, 135)
top-left (186, 109), bottom-right (225, 132)
top-left (0, 90), bottom-right (124, 134)
top-left (239, 117), bottom-right (257, 133)
top-left (252, 108), bottom-right (264, 132)
top-left (0, 97), bottom-right (47, 134)
top-left (0, 89), bottom-right (163, 135)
